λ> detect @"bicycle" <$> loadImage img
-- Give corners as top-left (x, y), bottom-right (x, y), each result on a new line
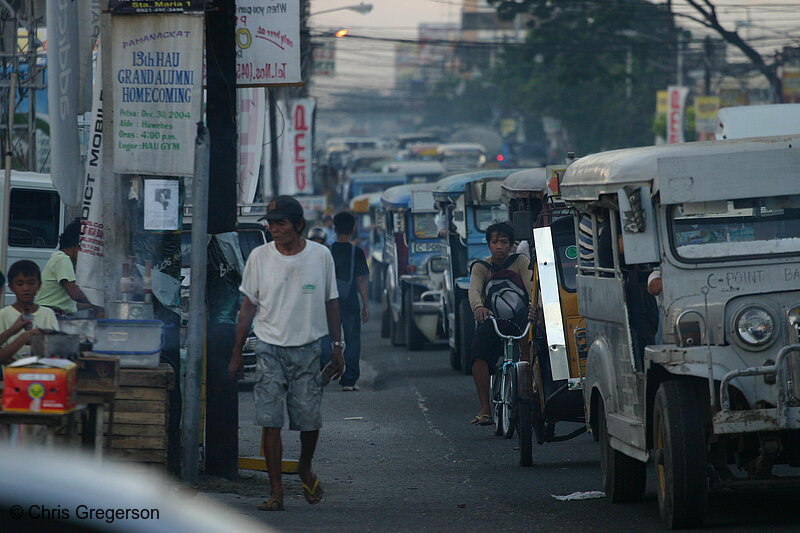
top-left (488, 316), bottom-right (531, 442)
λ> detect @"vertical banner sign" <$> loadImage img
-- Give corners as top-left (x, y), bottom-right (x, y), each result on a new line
top-left (237, 88), bottom-right (266, 207)
top-left (77, 0), bottom-right (102, 114)
top-left (46, 0), bottom-right (82, 207)
top-left (111, 15), bottom-right (203, 176)
top-left (279, 99), bottom-right (315, 195)
top-left (235, 1), bottom-right (301, 86)
top-left (666, 86), bottom-right (688, 144)
top-left (694, 96), bottom-right (720, 141)
top-left (76, 43), bottom-right (105, 307)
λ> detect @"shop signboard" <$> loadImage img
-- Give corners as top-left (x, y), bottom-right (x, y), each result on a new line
top-left (235, 0), bottom-right (302, 86)
top-left (111, 14), bottom-right (204, 176)
top-left (109, 0), bottom-right (204, 14)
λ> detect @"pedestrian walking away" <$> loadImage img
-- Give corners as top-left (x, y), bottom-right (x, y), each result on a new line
top-left (328, 211), bottom-right (370, 391)
top-left (228, 195), bottom-right (344, 512)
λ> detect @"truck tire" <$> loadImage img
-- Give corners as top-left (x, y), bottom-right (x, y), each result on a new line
top-left (598, 396), bottom-right (646, 503)
top-left (654, 381), bottom-right (708, 529)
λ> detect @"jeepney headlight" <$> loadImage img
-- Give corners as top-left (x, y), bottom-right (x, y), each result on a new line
top-left (429, 256), bottom-right (448, 273)
top-left (735, 306), bottom-right (775, 347)
top-left (788, 305), bottom-right (800, 329)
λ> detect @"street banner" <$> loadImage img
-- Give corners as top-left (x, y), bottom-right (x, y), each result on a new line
top-left (261, 99), bottom-right (274, 199)
top-left (77, 0), bottom-right (102, 114)
top-left (237, 88), bottom-right (265, 207)
top-left (76, 43), bottom-right (105, 307)
top-left (111, 15), bottom-right (203, 176)
top-left (109, 0), bottom-right (204, 14)
top-left (666, 86), bottom-right (688, 144)
top-left (235, 0), bottom-right (302, 86)
top-left (46, 0), bottom-right (82, 207)
top-left (695, 95), bottom-right (720, 141)
top-left (279, 98), bottom-right (315, 195)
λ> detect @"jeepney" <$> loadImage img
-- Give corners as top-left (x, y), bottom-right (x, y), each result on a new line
top-left (343, 172), bottom-right (406, 205)
top-left (379, 183), bottom-right (448, 349)
top-left (432, 169), bottom-right (516, 373)
top-left (501, 167), bottom-right (587, 466)
top-left (560, 135), bottom-right (800, 528)
top-left (437, 143), bottom-right (487, 171)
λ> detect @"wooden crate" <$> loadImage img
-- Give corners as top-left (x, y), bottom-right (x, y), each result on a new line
top-left (104, 363), bottom-right (174, 466)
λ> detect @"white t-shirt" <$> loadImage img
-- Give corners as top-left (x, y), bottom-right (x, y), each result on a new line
top-left (239, 240), bottom-right (338, 347)
top-left (0, 305), bottom-right (59, 361)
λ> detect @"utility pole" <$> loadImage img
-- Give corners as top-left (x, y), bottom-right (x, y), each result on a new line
top-left (704, 35), bottom-right (712, 95)
top-left (205, 0), bottom-right (239, 479)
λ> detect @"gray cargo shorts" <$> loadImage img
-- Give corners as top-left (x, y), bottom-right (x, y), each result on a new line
top-left (253, 339), bottom-right (323, 431)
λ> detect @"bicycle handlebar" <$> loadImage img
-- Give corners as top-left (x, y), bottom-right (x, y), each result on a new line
top-left (488, 315), bottom-right (531, 341)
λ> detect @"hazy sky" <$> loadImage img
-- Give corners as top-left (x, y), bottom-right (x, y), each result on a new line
top-left (308, 0), bottom-right (800, 101)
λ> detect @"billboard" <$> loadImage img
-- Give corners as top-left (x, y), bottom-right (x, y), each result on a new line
top-left (235, 0), bottom-right (301, 86)
top-left (111, 14), bottom-right (204, 176)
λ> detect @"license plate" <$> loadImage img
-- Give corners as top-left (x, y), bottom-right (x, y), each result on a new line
top-left (413, 242), bottom-right (441, 253)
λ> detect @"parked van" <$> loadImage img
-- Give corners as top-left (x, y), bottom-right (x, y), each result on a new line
top-left (3, 171), bottom-right (65, 295)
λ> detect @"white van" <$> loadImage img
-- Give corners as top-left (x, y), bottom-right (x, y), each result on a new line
top-left (3, 171), bottom-right (65, 287)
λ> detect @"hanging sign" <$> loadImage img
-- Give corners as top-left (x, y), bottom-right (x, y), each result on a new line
top-left (279, 98), bottom-right (315, 195)
top-left (111, 14), bottom-right (203, 176)
top-left (235, 0), bottom-right (302, 86)
top-left (109, 0), bottom-right (205, 14)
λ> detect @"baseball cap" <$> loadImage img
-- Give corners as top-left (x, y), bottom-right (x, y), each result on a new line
top-left (259, 195), bottom-right (304, 221)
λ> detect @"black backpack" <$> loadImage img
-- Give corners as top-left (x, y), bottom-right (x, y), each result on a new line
top-left (474, 254), bottom-right (529, 326)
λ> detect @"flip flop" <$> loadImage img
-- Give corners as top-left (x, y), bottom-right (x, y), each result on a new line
top-left (302, 478), bottom-right (324, 505)
top-left (471, 414), bottom-right (492, 426)
top-left (257, 497), bottom-right (284, 511)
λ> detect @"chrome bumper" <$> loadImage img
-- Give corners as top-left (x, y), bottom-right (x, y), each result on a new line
top-left (713, 344), bottom-right (800, 434)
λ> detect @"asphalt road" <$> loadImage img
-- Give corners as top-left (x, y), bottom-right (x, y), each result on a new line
top-left (202, 314), bottom-right (800, 532)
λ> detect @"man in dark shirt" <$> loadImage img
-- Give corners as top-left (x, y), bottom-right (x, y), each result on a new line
top-left (329, 212), bottom-right (370, 391)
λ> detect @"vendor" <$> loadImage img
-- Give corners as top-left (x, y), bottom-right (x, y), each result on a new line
top-left (35, 218), bottom-right (103, 318)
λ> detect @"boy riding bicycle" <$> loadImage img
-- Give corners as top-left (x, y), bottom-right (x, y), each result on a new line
top-left (468, 222), bottom-right (532, 426)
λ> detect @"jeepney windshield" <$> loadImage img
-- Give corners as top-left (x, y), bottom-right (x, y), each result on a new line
top-left (670, 196), bottom-right (800, 261)
top-left (474, 205), bottom-right (509, 231)
top-left (413, 213), bottom-right (439, 239)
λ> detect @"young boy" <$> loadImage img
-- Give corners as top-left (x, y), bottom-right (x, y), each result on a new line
top-left (0, 260), bottom-right (58, 364)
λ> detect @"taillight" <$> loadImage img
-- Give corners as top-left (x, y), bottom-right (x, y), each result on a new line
top-left (406, 264), bottom-right (417, 274)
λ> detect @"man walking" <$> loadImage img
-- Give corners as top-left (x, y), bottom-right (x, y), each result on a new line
top-left (229, 196), bottom-right (344, 511)
top-left (328, 212), bottom-right (369, 391)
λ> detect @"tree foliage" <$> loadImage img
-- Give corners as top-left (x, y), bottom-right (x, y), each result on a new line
top-left (488, 0), bottom-right (678, 155)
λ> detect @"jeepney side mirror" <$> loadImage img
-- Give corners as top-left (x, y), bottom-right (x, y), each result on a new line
top-left (617, 185), bottom-right (660, 264)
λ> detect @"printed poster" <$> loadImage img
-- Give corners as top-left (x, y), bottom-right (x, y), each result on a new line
top-left (235, 0), bottom-right (301, 86)
top-left (111, 14), bottom-right (203, 176)
top-left (144, 179), bottom-right (180, 230)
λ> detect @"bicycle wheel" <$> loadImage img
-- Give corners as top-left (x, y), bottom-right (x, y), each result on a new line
top-left (492, 371), bottom-right (504, 436)
top-left (502, 367), bottom-right (515, 439)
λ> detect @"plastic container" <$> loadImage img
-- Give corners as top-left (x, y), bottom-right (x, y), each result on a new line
top-left (90, 319), bottom-right (164, 369)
